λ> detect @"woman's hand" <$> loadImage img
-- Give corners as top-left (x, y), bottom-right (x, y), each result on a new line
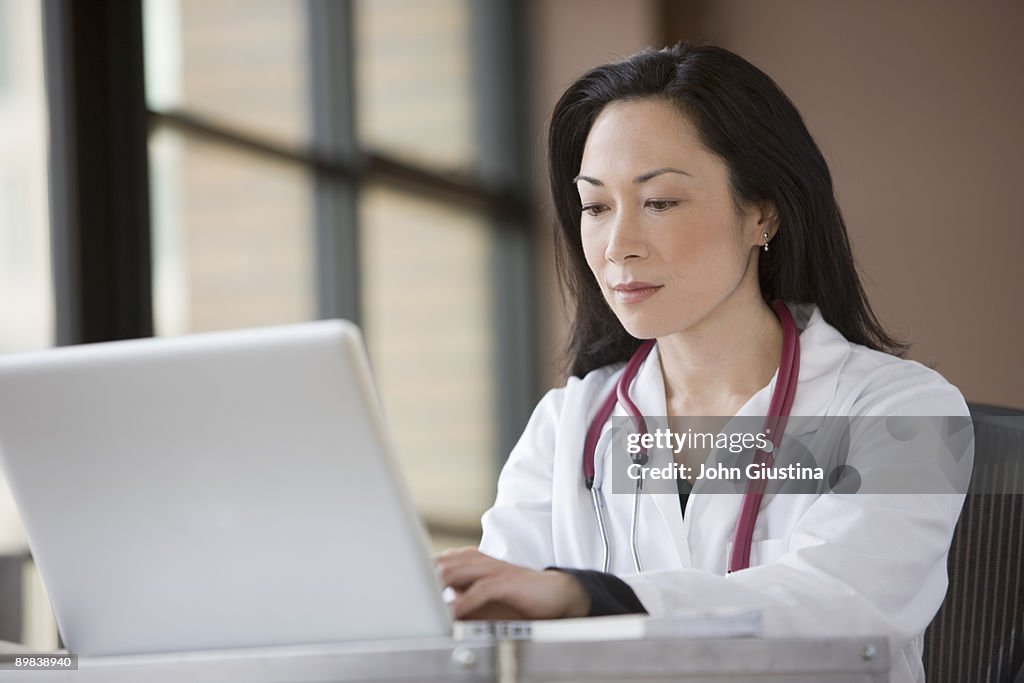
top-left (434, 547), bottom-right (590, 620)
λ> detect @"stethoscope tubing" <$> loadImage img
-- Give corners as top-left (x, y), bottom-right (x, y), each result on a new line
top-left (726, 300), bottom-right (800, 572)
top-left (584, 300), bottom-right (800, 575)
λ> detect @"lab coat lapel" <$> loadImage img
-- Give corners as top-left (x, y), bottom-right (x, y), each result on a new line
top-left (634, 302), bottom-right (854, 572)
top-left (623, 344), bottom-right (694, 569)
top-left (781, 302), bottom-right (851, 423)
top-left (689, 302), bottom-right (853, 571)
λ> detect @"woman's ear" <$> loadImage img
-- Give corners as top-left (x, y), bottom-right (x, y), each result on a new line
top-left (754, 200), bottom-right (780, 241)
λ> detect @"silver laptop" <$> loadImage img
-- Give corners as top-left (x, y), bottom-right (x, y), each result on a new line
top-left (0, 320), bottom-right (452, 655)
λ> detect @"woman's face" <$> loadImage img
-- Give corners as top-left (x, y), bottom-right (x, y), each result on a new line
top-left (577, 97), bottom-right (769, 340)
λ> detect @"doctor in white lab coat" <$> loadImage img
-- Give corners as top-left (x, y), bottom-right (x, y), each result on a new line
top-left (435, 43), bottom-right (972, 683)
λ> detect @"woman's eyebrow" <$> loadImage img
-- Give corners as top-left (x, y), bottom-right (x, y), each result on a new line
top-left (572, 167), bottom-right (691, 186)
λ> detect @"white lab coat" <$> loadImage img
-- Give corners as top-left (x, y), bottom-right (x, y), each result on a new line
top-left (479, 302), bottom-right (972, 683)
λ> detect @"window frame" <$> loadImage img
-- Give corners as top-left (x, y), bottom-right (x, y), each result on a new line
top-left (41, 0), bottom-right (537, 539)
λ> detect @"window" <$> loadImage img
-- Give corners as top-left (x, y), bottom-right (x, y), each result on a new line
top-left (0, 0), bottom-right (53, 352)
top-left (0, 0), bottom-right (57, 651)
top-left (143, 0), bottom-right (532, 545)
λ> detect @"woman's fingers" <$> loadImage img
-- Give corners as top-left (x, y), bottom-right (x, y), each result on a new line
top-left (450, 575), bottom-right (513, 620)
top-left (440, 555), bottom-right (534, 619)
top-left (434, 549), bottom-right (587, 620)
top-left (435, 548), bottom-right (506, 590)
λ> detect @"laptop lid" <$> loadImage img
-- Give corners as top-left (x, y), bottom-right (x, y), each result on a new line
top-left (0, 320), bottom-right (452, 655)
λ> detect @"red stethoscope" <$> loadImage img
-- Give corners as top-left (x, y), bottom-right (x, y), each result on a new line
top-left (582, 300), bottom-right (800, 574)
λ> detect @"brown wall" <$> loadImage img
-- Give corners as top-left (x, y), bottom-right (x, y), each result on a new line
top-left (529, 1), bottom-right (1024, 408)
top-left (678, 1), bottom-right (1024, 409)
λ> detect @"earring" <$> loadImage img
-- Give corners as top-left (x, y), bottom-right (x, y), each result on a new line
top-left (762, 231), bottom-right (770, 253)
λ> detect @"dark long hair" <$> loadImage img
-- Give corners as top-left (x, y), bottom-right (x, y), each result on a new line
top-left (549, 41), bottom-right (907, 378)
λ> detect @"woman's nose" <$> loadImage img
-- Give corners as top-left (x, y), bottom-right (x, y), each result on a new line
top-left (604, 213), bottom-right (648, 263)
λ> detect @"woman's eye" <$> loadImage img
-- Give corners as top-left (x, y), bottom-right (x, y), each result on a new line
top-left (646, 199), bottom-right (679, 212)
top-left (581, 204), bottom-right (607, 217)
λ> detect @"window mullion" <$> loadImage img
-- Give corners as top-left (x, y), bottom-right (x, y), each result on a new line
top-left (308, 0), bottom-right (360, 324)
top-left (42, 0), bottom-right (153, 345)
top-left (471, 0), bottom-right (537, 466)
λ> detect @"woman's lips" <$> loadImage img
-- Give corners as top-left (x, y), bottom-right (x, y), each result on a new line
top-left (611, 282), bottom-right (663, 304)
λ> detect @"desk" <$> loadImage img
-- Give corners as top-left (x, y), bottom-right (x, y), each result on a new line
top-left (1, 636), bottom-right (889, 682)
top-left (509, 637), bottom-right (889, 682)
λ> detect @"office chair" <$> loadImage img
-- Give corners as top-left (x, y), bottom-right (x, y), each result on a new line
top-left (923, 403), bottom-right (1024, 683)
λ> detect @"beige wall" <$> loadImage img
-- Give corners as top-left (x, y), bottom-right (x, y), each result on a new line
top-left (529, 1), bottom-right (1023, 408)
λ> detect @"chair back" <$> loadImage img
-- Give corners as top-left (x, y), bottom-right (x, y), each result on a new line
top-left (923, 403), bottom-right (1024, 682)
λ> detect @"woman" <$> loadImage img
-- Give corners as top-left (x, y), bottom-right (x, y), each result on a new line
top-left (435, 42), bottom-right (971, 683)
